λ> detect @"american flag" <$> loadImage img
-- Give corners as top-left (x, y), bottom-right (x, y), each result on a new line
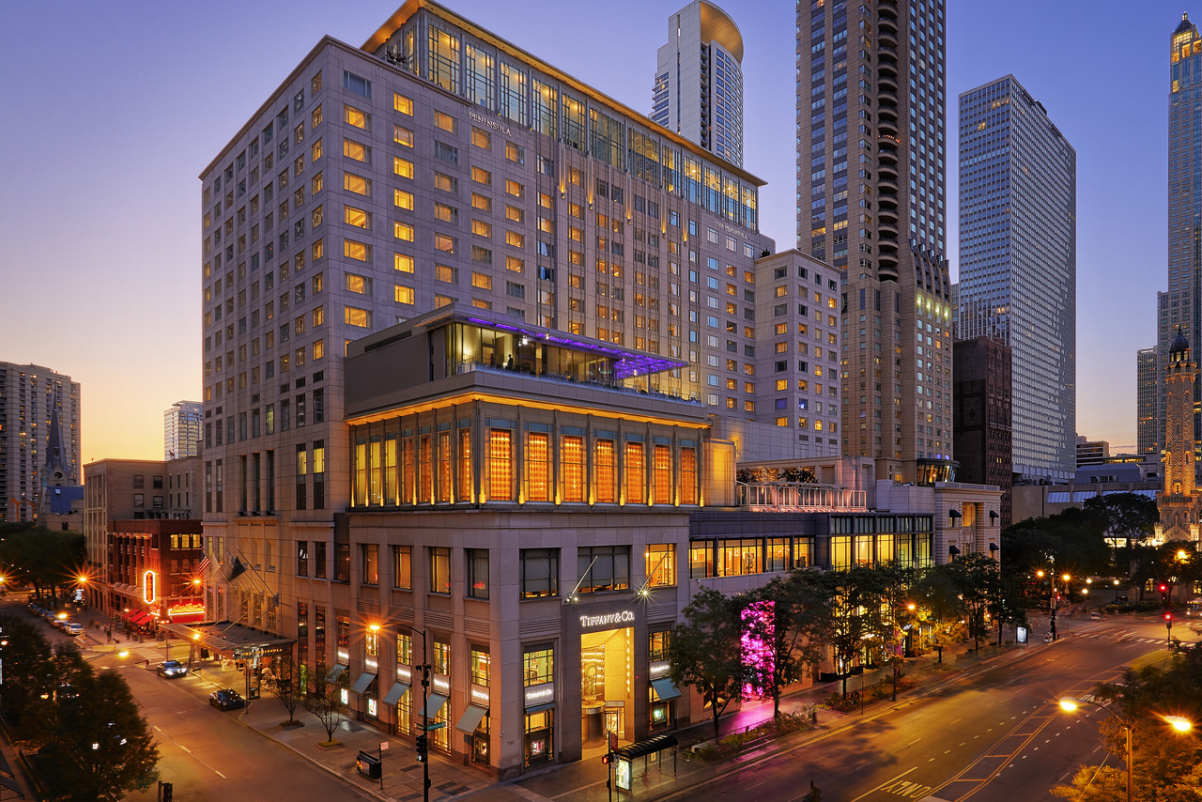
top-left (198, 555), bottom-right (211, 575)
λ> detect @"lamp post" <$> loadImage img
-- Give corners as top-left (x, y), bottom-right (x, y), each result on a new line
top-left (412, 627), bottom-right (432, 802)
top-left (1058, 696), bottom-right (1193, 802)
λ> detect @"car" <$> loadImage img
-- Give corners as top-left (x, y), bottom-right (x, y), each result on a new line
top-left (65, 622), bottom-right (84, 636)
top-left (209, 689), bottom-right (245, 711)
top-left (157, 660), bottom-right (188, 679)
top-left (1090, 611), bottom-right (1102, 620)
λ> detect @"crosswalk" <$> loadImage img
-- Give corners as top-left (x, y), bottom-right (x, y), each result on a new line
top-left (1072, 628), bottom-right (1180, 645)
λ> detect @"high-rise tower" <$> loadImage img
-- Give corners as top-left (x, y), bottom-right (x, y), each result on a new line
top-left (652, 1), bottom-right (744, 167)
top-left (1137, 346), bottom-right (1159, 458)
top-left (796, 0), bottom-right (951, 483)
top-left (0, 363), bottom-right (81, 523)
top-left (1160, 13), bottom-right (1202, 456)
top-left (164, 401), bottom-right (203, 460)
top-left (957, 75), bottom-right (1076, 482)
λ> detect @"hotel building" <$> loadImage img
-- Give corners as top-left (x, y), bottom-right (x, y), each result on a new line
top-left (164, 401), bottom-right (203, 460)
top-left (0, 362), bottom-right (81, 524)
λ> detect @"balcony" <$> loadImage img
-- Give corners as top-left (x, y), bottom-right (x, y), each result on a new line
top-left (738, 482), bottom-right (868, 512)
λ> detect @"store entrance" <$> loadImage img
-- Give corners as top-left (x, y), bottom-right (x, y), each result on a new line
top-left (580, 627), bottom-right (633, 749)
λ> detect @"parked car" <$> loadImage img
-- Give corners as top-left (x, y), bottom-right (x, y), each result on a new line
top-left (157, 660), bottom-right (188, 678)
top-left (65, 622), bottom-right (84, 636)
top-left (1089, 610), bottom-right (1102, 620)
top-left (209, 689), bottom-right (245, 711)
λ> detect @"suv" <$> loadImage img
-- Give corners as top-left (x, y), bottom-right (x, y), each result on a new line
top-left (157, 660), bottom-right (188, 679)
top-left (65, 622), bottom-right (84, 636)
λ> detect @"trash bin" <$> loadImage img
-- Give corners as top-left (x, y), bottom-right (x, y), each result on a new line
top-left (356, 750), bottom-right (382, 779)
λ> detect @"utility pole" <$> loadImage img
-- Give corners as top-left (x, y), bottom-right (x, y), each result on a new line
top-left (413, 628), bottom-right (431, 802)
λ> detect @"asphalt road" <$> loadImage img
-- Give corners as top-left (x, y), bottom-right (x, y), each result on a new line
top-left (667, 617), bottom-right (1188, 802)
top-left (6, 600), bottom-right (371, 802)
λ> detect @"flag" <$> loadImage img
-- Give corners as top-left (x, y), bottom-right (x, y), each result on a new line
top-left (227, 557), bottom-right (247, 582)
top-left (198, 555), bottom-right (211, 576)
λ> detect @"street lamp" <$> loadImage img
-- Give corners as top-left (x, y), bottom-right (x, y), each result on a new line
top-left (1058, 696), bottom-right (1194, 802)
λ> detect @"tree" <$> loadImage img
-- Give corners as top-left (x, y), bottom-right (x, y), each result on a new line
top-left (0, 527), bottom-right (85, 602)
top-left (871, 565), bottom-right (916, 701)
top-left (986, 570), bottom-right (1029, 646)
top-left (912, 566), bottom-right (963, 663)
top-left (826, 566), bottom-right (885, 698)
top-left (1052, 644), bottom-right (1202, 800)
top-left (0, 614), bottom-right (53, 726)
top-left (36, 668), bottom-right (159, 801)
top-left (302, 668), bottom-right (346, 744)
top-left (743, 570), bottom-right (834, 720)
top-left (273, 658), bottom-right (305, 726)
top-left (667, 587), bottom-right (748, 743)
top-left (1081, 492), bottom-right (1159, 549)
top-left (946, 553), bottom-right (997, 651)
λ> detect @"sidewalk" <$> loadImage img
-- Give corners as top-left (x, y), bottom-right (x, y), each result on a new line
top-left (65, 607), bottom-right (1064, 802)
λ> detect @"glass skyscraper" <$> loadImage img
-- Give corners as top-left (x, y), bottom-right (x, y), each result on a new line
top-left (1158, 13), bottom-right (1202, 457)
top-left (796, 0), bottom-right (952, 484)
top-left (957, 75), bottom-right (1076, 481)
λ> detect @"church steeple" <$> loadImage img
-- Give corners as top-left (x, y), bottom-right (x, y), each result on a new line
top-left (1158, 324), bottom-right (1201, 544)
top-left (44, 400), bottom-right (69, 487)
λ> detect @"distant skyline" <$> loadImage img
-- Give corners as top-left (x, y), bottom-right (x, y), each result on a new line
top-left (0, 1), bottom-right (1177, 460)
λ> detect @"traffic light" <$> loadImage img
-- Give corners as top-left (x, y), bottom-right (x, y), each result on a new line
top-left (415, 735), bottom-right (428, 762)
top-left (1166, 612), bottom-right (1174, 629)
top-left (601, 753), bottom-right (611, 765)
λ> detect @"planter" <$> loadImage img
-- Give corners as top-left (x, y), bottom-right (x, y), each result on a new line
top-left (317, 739), bottom-right (343, 749)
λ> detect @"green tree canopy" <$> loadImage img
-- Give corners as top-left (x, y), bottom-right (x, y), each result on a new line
top-left (667, 587), bottom-right (749, 743)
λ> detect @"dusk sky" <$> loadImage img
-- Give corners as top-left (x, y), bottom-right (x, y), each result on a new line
top-left (0, 1), bottom-right (1176, 462)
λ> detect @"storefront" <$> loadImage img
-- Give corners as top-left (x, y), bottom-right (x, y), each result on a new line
top-left (522, 643), bottom-right (555, 767)
top-left (580, 622), bottom-right (634, 747)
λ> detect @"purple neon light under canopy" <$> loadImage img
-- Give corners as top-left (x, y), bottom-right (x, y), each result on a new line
top-left (463, 316), bottom-right (686, 379)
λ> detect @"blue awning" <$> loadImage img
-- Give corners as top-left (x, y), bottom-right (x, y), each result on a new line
top-left (382, 682), bottom-right (410, 706)
top-left (326, 664), bottom-right (348, 682)
top-left (351, 672), bottom-right (376, 694)
top-left (421, 693), bottom-right (449, 719)
top-left (651, 678), bottom-right (681, 701)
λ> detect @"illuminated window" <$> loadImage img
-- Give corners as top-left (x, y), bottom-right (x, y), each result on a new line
top-left (418, 435), bottom-right (432, 502)
top-left (471, 127), bottom-right (491, 148)
top-left (505, 179), bottom-right (524, 198)
top-left (344, 206), bottom-right (370, 229)
top-left (401, 439), bottom-right (415, 504)
top-left (394, 190), bottom-right (414, 210)
top-left (429, 547), bottom-right (450, 593)
top-left (645, 544), bottom-right (676, 587)
top-left (625, 442), bottom-right (645, 504)
top-left (394, 253), bottom-right (414, 273)
top-left (653, 444), bottom-right (672, 504)
top-left (344, 306), bottom-right (370, 328)
top-left (594, 439), bottom-right (616, 503)
top-left (437, 431), bottom-right (451, 503)
top-left (343, 172), bottom-right (370, 196)
top-left (394, 222), bottom-right (414, 242)
top-left (393, 93), bottom-right (413, 115)
top-left (472, 193), bottom-right (491, 212)
top-left (472, 166), bottom-right (491, 185)
top-left (467, 549), bottom-right (489, 599)
top-left (470, 647), bottom-right (490, 686)
top-left (393, 125), bottom-right (414, 147)
top-left (343, 239), bottom-right (370, 262)
top-left (434, 111), bottom-right (457, 133)
top-left (458, 428), bottom-right (473, 502)
top-left (471, 272), bottom-right (492, 290)
top-left (561, 435), bottom-right (584, 503)
top-left (488, 429), bottom-right (512, 501)
top-left (343, 138), bottom-right (369, 162)
top-left (472, 219), bottom-right (492, 238)
top-left (526, 432), bottom-right (550, 502)
top-left (434, 203), bottom-right (458, 224)
top-left (344, 105), bottom-right (368, 129)
top-left (680, 447), bottom-right (697, 505)
top-left (718, 538), bottom-right (761, 576)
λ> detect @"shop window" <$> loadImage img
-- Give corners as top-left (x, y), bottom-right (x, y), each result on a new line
top-left (519, 549), bottom-right (558, 599)
top-left (645, 544), bottom-right (675, 587)
top-left (576, 546), bottom-right (629, 593)
top-left (649, 630), bottom-right (671, 662)
top-left (393, 545), bottom-right (411, 589)
top-left (433, 639), bottom-right (450, 676)
top-left (467, 549), bottom-right (489, 599)
top-left (718, 539), bottom-right (761, 576)
top-left (795, 537), bottom-right (815, 568)
top-left (471, 648), bottom-right (491, 686)
top-left (396, 631), bottom-right (412, 666)
top-left (524, 709), bottom-right (553, 767)
top-left (765, 538), bottom-right (790, 573)
top-left (688, 541), bottom-right (714, 579)
top-left (523, 644), bottom-right (553, 685)
top-left (429, 547), bottom-right (451, 594)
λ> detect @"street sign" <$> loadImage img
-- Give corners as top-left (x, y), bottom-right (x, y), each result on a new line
top-left (417, 722), bottom-right (446, 730)
top-left (609, 731), bottom-right (618, 751)
top-left (380, 741), bottom-right (389, 752)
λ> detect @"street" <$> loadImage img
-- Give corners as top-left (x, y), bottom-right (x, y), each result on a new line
top-left (660, 617), bottom-right (1185, 802)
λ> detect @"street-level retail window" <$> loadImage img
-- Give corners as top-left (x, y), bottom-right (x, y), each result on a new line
top-left (472, 711), bottom-right (490, 766)
top-left (397, 691), bottom-right (412, 736)
top-left (524, 644), bottom-right (553, 686)
top-left (649, 687), bottom-right (673, 730)
top-left (645, 545), bottom-right (675, 587)
top-left (432, 704), bottom-right (449, 752)
top-left (525, 709), bottom-right (553, 767)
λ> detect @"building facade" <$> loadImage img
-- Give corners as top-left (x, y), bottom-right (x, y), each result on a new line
top-left (164, 401), bottom-right (203, 460)
top-left (796, 0), bottom-right (954, 484)
top-left (1137, 346), bottom-right (1158, 458)
top-left (957, 75), bottom-right (1076, 482)
top-left (1160, 14), bottom-right (1202, 455)
top-left (1158, 327), bottom-right (1200, 543)
top-left (0, 363), bottom-right (81, 524)
top-left (951, 336), bottom-right (1012, 529)
top-left (651, 1), bottom-right (744, 168)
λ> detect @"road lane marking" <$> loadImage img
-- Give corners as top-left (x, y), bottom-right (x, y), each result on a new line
top-left (908, 739), bottom-right (922, 746)
top-left (847, 767), bottom-right (917, 802)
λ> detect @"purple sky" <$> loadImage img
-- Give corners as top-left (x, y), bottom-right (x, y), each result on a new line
top-left (0, 1), bottom-right (1174, 461)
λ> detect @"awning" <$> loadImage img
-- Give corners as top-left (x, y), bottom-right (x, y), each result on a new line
top-left (651, 678), bottom-right (681, 701)
top-left (351, 672), bottom-right (377, 694)
top-left (525, 701), bottom-right (555, 714)
top-left (421, 692), bottom-right (449, 719)
top-left (120, 610), bottom-right (136, 622)
top-left (327, 664), bottom-right (348, 683)
top-left (382, 682), bottom-right (410, 706)
top-left (130, 612), bottom-right (151, 626)
top-left (455, 704), bottom-right (488, 733)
